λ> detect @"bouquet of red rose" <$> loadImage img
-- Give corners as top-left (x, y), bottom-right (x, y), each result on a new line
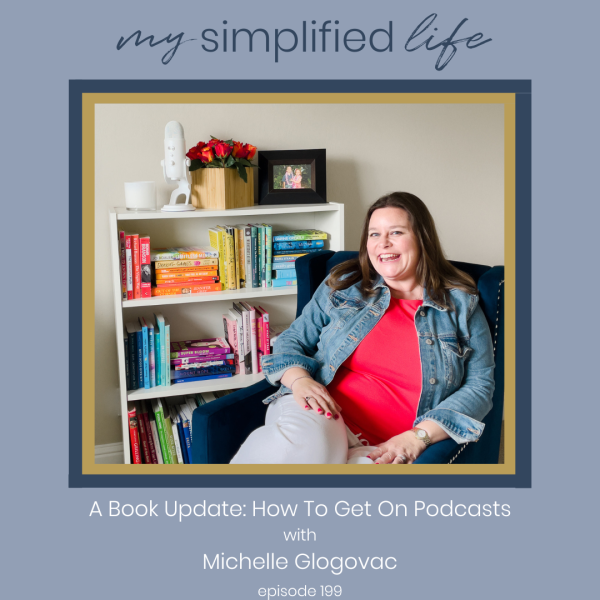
top-left (186, 136), bottom-right (257, 183)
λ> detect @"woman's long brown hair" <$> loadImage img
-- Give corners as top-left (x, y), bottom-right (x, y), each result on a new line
top-left (327, 192), bottom-right (477, 309)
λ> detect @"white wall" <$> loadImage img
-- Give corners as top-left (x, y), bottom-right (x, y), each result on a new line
top-left (95, 102), bottom-right (504, 445)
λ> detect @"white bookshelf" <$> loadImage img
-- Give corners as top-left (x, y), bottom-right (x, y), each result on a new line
top-left (108, 202), bottom-right (344, 463)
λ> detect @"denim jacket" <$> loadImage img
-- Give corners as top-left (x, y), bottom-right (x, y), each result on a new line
top-left (259, 274), bottom-right (495, 444)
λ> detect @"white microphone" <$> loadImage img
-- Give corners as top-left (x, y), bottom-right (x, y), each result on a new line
top-left (161, 121), bottom-right (195, 212)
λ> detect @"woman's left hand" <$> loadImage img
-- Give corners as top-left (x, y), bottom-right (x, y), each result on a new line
top-left (368, 431), bottom-right (427, 464)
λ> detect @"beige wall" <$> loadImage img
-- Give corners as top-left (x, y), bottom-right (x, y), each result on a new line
top-left (95, 102), bottom-right (504, 446)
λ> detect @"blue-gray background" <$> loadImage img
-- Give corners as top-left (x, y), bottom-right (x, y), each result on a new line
top-left (3, 1), bottom-right (597, 598)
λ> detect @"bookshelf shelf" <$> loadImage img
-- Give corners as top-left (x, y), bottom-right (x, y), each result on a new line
top-left (108, 202), bottom-right (344, 464)
top-left (122, 285), bottom-right (298, 308)
top-left (127, 373), bottom-right (266, 401)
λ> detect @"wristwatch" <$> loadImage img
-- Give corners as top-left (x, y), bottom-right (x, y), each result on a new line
top-left (411, 427), bottom-right (432, 447)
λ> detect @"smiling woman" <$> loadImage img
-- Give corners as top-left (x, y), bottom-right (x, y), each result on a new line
top-left (230, 192), bottom-right (495, 465)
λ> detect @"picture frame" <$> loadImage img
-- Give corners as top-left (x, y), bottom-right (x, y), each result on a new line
top-left (258, 149), bottom-right (327, 205)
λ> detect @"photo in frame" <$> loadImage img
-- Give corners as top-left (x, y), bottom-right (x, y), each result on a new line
top-left (258, 149), bottom-right (327, 205)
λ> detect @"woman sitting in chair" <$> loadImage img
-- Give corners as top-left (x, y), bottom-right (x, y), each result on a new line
top-left (231, 192), bottom-right (495, 465)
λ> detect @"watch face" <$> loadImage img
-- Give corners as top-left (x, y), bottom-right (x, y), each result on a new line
top-left (416, 430), bottom-right (426, 439)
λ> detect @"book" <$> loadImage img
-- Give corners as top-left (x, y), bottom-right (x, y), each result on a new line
top-left (171, 353), bottom-right (235, 367)
top-left (173, 358), bottom-right (234, 371)
top-left (223, 314), bottom-right (241, 374)
top-left (178, 406), bottom-right (193, 464)
top-left (125, 322), bottom-right (139, 390)
top-left (256, 306), bottom-right (270, 371)
top-left (175, 411), bottom-right (188, 464)
top-left (162, 405), bottom-right (178, 464)
top-left (148, 321), bottom-right (156, 387)
top-left (154, 313), bottom-right (166, 386)
top-left (140, 401), bottom-right (158, 464)
top-left (274, 268), bottom-right (297, 279)
top-left (124, 330), bottom-right (131, 390)
top-left (272, 248), bottom-right (323, 256)
top-left (131, 233), bottom-right (141, 299)
top-left (273, 240), bottom-right (325, 250)
top-left (164, 318), bottom-right (171, 386)
top-left (155, 276), bottom-right (220, 287)
top-left (136, 401), bottom-right (152, 464)
top-left (272, 229), bottom-right (328, 242)
top-left (140, 235), bottom-right (151, 298)
top-left (243, 225), bottom-right (252, 288)
top-left (148, 409), bottom-right (164, 464)
top-left (172, 373), bottom-right (233, 384)
top-left (125, 234), bottom-right (133, 300)
top-left (240, 301), bottom-right (258, 374)
top-left (234, 225), bottom-right (245, 288)
top-left (168, 405), bottom-right (184, 464)
top-left (255, 224), bottom-right (265, 288)
top-left (272, 261), bottom-right (297, 270)
top-left (151, 282), bottom-right (222, 296)
top-left (150, 246), bottom-right (219, 261)
top-left (170, 364), bottom-right (236, 379)
top-left (170, 338), bottom-right (230, 358)
top-left (208, 227), bottom-right (228, 290)
top-left (138, 317), bottom-right (150, 389)
top-left (272, 278), bottom-right (298, 287)
top-left (250, 225), bottom-right (259, 287)
top-left (154, 270), bottom-right (218, 279)
top-left (219, 225), bottom-right (237, 291)
top-left (128, 406), bottom-right (142, 464)
top-left (154, 259), bottom-right (219, 269)
top-left (262, 223), bottom-right (273, 288)
top-left (233, 302), bottom-right (252, 374)
top-left (228, 308), bottom-right (246, 375)
top-left (119, 231), bottom-right (127, 300)
top-left (272, 253), bottom-right (307, 262)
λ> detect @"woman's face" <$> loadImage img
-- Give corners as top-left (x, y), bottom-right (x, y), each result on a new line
top-left (366, 207), bottom-right (421, 285)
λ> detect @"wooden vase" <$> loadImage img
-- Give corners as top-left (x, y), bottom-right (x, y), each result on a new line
top-left (190, 168), bottom-right (254, 210)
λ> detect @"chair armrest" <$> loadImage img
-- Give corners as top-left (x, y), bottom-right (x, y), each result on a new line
top-left (191, 379), bottom-right (273, 464)
top-left (413, 439), bottom-right (462, 464)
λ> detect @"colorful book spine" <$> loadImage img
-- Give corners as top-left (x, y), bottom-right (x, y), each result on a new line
top-left (170, 338), bottom-right (230, 358)
top-left (234, 303), bottom-right (252, 374)
top-left (256, 224), bottom-right (265, 288)
top-left (125, 234), bottom-right (133, 300)
top-left (139, 317), bottom-right (150, 389)
top-left (259, 306), bottom-right (270, 362)
top-left (171, 353), bottom-right (234, 367)
top-left (272, 261), bottom-right (297, 270)
top-left (255, 308), bottom-right (263, 373)
top-left (150, 246), bottom-right (219, 261)
top-left (154, 313), bottom-right (166, 386)
top-left (263, 224), bottom-right (273, 288)
top-left (136, 402), bottom-right (152, 464)
top-left (148, 322), bottom-right (156, 387)
top-left (151, 282), bottom-right (222, 296)
top-left (139, 235), bottom-right (151, 298)
top-left (124, 330), bottom-right (131, 390)
top-left (209, 227), bottom-right (228, 291)
top-left (162, 406), bottom-right (178, 464)
top-left (172, 373), bottom-right (233, 384)
top-left (169, 406), bottom-right (184, 464)
top-left (155, 276), bottom-right (219, 286)
top-left (164, 318), bottom-right (171, 386)
top-left (128, 406), bottom-right (142, 464)
top-left (274, 268), bottom-right (297, 279)
top-left (272, 248), bottom-right (323, 256)
top-left (173, 359), bottom-right (234, 370)
top-left (223, 314), bottom-right (240, 374)
top-left (154, 259), bottom-right (219, 269)
top-left (228, 308), bottom-right (246, 375)
top-left (234, 226), bottom-right (245, 289)
top-left (131, 233), bottom-right (141, 299)
top-left (222, 226), bottom-right (237, 291)
top-left (272, 229), bottom-right (327, 241)
top-left (240, 302), bottom-right (258, 374)
top-left (136, 327), bottom-right (144, 387)
top-left (119, 231), bottom-right (127, 300)
top-left (155, 270), bottom-right (218, 279)
top-left (272, 278), bottom-right (298, 287)
top-left (179, 408), bottom-right (193, 464)
top-left (140, 401), bottom-right (158, 464)
top-left (148, 410), bottom-right (164, 464)
top-left (125, 322), bottom-right (138, 390)
top-left (170, 365), bottom-right (236, 379)
top-left (243, 226), bottom-right (252, 288)
top-left (154, 329), bottom-right (161, 386)
top-left (250, 225), bottom-right (259, 287)
top-left (175, 415), bottom-right (188, 464)
top-left (273, 240), bottom-right (325, 250)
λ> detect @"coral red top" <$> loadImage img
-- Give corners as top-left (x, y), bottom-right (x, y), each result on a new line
top-left (327, 298), bottom-right (423, 446)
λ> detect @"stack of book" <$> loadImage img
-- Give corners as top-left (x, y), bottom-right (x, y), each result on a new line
top-left (271, 230), bottom-right (328, 287)
top-left (119, 232), bottom-right (152, 299)
top-left (209, 224), bottom-right (273, 290)
top-left (170, 337), bottom-right (236, 384)
top-left (223, 303), bottom-right (271, 374)
top-left (151, 246), bottom-right (220, 296)
top-left (124, 313), bottom-right (172, 390)
top-left (127, 392), bottom-right (234, 464)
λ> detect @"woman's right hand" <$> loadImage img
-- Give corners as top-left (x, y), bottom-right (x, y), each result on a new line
top-left (291, 376), bottom-right (342, 420)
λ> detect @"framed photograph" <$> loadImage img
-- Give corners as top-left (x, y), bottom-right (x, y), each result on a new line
top-left (258, 149), bottom-right (327, 205)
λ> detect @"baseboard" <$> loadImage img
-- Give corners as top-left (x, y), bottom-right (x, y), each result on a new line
top-left (95, 442), bottom-right (124, 464)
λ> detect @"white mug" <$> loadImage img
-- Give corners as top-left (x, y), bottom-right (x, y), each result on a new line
top-left (124, 181), bottom-right (157, 211)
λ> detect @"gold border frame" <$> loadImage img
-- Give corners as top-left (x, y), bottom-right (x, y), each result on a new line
top-left (82, 92), bottom-right (515, 476)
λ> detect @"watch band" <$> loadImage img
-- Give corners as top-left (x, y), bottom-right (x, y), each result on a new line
top-left (411, 427), bottom-right (432, 447)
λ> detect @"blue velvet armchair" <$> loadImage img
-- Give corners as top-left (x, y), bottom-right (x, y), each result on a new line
top-left (192, 251), bottom-right (505, 465)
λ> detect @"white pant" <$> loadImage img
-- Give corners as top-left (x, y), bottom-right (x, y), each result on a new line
top-left (230, 394), bottom-right (377, 464)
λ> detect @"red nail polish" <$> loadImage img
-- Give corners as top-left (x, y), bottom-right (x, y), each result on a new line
top-left (334, 414), bottom-right (339, 420)
top-left (326, 412), bottom-right (332, 417)
top-left (304, 405), bottom-right (310, 409)
top-left (317, 408), bottom-right (323, 413)
top-left (366, 455), bottom-right (371, 459)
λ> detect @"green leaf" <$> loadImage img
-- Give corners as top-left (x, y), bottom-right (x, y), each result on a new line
top-left (210, 135), bottom-right (218, 140)
top-left (188, 159), bottom-right (203, 172)
top-left (223, 139), bottom-right (233, 145)
top-left (236, 163), bottom-right (248, 183)
top-left (238, 158), bottom-right (254, 167)
top-left (225, 155), bottom-right (235, 167)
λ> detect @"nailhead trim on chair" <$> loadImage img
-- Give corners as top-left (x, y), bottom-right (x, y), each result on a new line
top-left (448, 279), bottom-right (504, 465)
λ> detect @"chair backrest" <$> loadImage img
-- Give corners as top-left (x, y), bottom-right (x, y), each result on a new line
top-left (294, 250), bottom-right (505, 464)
